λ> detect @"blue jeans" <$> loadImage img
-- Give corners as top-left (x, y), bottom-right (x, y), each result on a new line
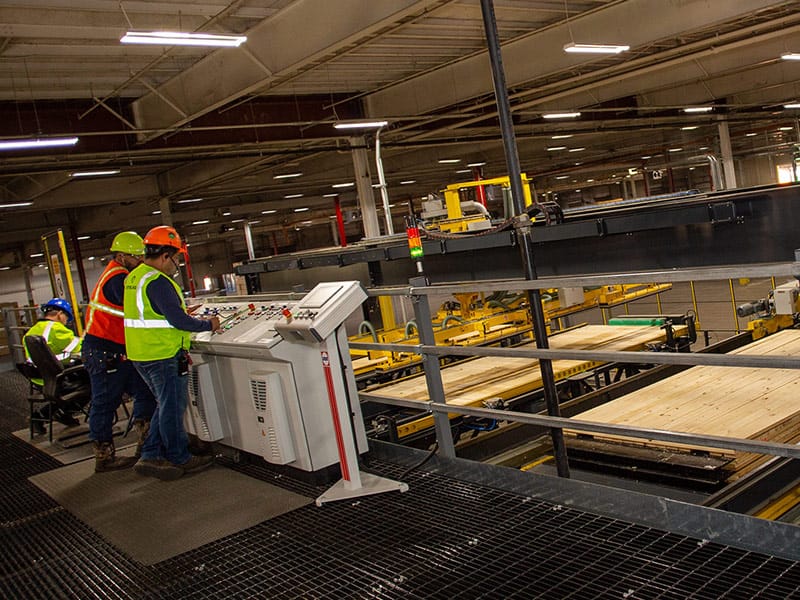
top-left (83, 339), bottom-right (156, 443)
top-left (133, 351), bottom-right (191, 465)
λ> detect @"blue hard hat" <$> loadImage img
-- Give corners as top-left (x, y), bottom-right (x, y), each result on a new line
top-left (42, 298), bottom-right (74, 322)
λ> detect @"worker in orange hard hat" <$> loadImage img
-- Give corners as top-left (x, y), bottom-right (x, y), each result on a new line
top-left (124, 225), bottom-right (221, 481)
top-left (83, 231), bottom-right (156, 473)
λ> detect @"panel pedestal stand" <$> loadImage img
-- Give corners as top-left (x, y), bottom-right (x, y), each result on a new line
top-left (316, 347), bottom-right (408, 506)
top-left (316, 472), bottom-right (408, 506)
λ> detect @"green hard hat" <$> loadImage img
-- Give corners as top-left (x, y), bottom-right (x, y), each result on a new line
top-left (110, 231), bottom-right (145, 255)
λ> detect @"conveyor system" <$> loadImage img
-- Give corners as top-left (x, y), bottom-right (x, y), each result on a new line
top-left (350, 283), bottom-right (674, 385)
top-left (365, 323), bottom-right (686, 444)
top-left (236, 183), bottom-right (800, 291)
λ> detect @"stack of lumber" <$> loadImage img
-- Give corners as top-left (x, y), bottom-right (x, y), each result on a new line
top-left (373, 324), bottom-right (674, 407)
top-left (567, 330), bottom-right (800, 477)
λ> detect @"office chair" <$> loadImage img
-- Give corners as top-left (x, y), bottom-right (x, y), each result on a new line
top-left (23, 335), bottom-right (91, 443)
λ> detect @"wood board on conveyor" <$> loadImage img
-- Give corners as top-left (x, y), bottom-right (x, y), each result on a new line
top-left (567, 329), bottom-right (800, 478)
top-left (370, 324), bottom-right (673, 407)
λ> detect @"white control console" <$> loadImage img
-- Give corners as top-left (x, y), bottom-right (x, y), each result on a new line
top-left (186, 282), bottom-right (368, 474)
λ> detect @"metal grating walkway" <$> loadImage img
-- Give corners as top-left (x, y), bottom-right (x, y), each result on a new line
top-left (0, 432), bottom-right (798, 599)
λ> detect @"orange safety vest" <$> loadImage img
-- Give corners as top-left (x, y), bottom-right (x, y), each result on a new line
top-left (84, 259), bottom-right (128, 345)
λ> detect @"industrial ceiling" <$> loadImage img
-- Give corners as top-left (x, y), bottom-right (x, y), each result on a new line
top-left (1, 0), bottom-right (800, 266)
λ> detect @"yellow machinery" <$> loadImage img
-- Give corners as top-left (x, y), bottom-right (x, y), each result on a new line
top-left (423, 174), bottom-right (534, 233)
top-left (350, 283), bottom-right (673, 383)
top-left (737, 280), bottom-right (800, 340)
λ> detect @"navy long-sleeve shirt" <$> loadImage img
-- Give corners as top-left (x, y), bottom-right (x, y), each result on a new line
top-left (146, 275), bottom-right (212, 333)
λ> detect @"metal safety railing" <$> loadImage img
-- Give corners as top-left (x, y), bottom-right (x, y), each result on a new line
top-left (352, 260), bottom-right (800, 471)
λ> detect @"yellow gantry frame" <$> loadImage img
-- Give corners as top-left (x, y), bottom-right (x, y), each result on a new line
top-left (442, 173), bottom-right (534, 220)
top-left (41, 229), bottom-right (83, 335)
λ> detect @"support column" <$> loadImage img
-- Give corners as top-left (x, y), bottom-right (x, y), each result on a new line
top-left (158, 197), bottom-right (174, 226)
top-left (480, 0), bottom-right (569, 477)
top-left (243, 222), bottom-right (256, 260)
top-left (350, 136), bottom-right (381, 239)
top-left (717, 117), bottom-right (737, 190)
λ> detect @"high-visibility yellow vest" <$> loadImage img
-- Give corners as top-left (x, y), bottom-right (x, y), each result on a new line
top-left (123, 264), bottom-right (189, 361)
top-left (23, 319), bottom-right (82, 386)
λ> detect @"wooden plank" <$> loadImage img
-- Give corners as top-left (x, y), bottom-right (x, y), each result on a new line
top-left (567, 330), bottom-right (800, 462)
top-left (372, 325), bottom-right (675, 406)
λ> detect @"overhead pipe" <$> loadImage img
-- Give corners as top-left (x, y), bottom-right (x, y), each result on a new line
top-left (480, 0), bottom-right (569, 477)
top-left (374, 127), bottom-right (395, 236)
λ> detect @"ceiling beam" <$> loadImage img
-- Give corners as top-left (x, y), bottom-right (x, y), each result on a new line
top-left (363, 0), bottom-right (790, 118)
top-left (129, 0), bottom-right (450, 141)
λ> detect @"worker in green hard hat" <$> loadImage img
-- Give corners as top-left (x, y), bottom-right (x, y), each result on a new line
top-left (82, 231), bottom-right (156, 472)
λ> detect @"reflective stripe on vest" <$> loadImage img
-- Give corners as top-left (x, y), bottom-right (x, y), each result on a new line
top-left (84, 261), bottom-right (128, 344)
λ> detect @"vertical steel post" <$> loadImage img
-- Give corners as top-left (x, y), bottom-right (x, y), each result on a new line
top-left (480, 0), bottom-right (569, 477)
top-left (410, 281), bottom-right (456, 458)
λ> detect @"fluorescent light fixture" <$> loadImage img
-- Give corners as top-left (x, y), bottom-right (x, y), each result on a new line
top-left (261, 209), bottom-right (277, 214)
top-left (681, 126), bottom-right (698, 130)
top-left (683, 106), bottom-right (713, 113)
top-left (87, 257), bottom-right (95, 261)
top-left (0, 266), bottom-right (11, 271)
top-left (284, 193), bottom-right (304, 199)
top-left (438, 159), bottom-right (461, 164)
top-left (301, 220), bottom-right (313, 225)
top-left (191, 220), bottom-right (209, 225)
top-left (466, 162), bottom-right (486, 167)
top-left (400, 180), bottom-right (416, 185)
top-left (586, 179), bottom-right (595, 182)
top-left (273, 172), bottom-right (302, 179)
top-left (30, 253), bottom-right (43, 258)
top-left (699, 146), bottom-right (710, 150)
top-left (248, 220), bottom-right (261, 224)
top-left (568, 147), bottom-right (586, 152)
top-left (564, 43), bottom-right (629, 54)
top-left (294, 207), bottom-right (309, 212)
top-left (121, 31), bottom-right (247, 47)
top-left (151, 210), bottom-right (161, 215)
top-left (551, 134), bottom-right (573, 139)
top-left (0, 137), bottom-right (78, 151)
top-left (547, 146), bottom-right (567, 151)
top-left (555, 175), bottom-right (569, 180)
top-left (668, 147), bottom-right (683, 152)
top-left (0, 201), bottom-right (33, 209)
top-left (784, 103), bottom-right (800, 109)
top-left (222, 211), bottom-right (231, 216)
top-left (323, 193), bottom-right (339, 197)
top-left (574, 189), bottom-right (582, 192)
top-left (455, 169), bottom-right (471, 174)
top-left (333, 120), bottom-right (388, 130)
top-left (231, 219), bottom-right (245, 223)
top-left (543, 112), bottom-right (581, 119)
top-left (371, 184), bottom-right (382, 189)
top-left (77, 235), bottom-right (90, 240)
top-left (640, 155), bottom-right (652, 159)
top-left (71, 169), bottom-right (120, 177)
top-left (746, 132), bottom-right (758, 137)
top-left (781, 53), bottom-right (800, 60)
top-left (779, 126), bottom-right (794, 131)
top-left (177, 198), bottom-right (202, 204)
top-left (332, 182), bottom-right (355, 188)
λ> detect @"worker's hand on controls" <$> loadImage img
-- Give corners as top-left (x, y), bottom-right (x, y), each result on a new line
top-left (209, 316), bottom-right (221, 331)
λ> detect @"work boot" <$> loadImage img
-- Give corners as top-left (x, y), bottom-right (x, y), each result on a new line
top-left (132, 419), bottom-right (150, 459)
top-left (178, 454), bottom-right (215, 474)
top-left (93, 441), bottom-right (137, 473)
top-left (133, 458), bottom-right (184, 481)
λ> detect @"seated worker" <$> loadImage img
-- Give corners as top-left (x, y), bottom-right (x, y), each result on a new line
top-left (23, 297), bottom-right (86, 427)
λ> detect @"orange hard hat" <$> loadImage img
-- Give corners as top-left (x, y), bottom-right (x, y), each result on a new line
top-left (143, 225), bottom-right (183, 252)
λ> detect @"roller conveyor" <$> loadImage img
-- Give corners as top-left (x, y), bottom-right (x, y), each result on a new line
top-left (368, 324), bottom-right (681, 439)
